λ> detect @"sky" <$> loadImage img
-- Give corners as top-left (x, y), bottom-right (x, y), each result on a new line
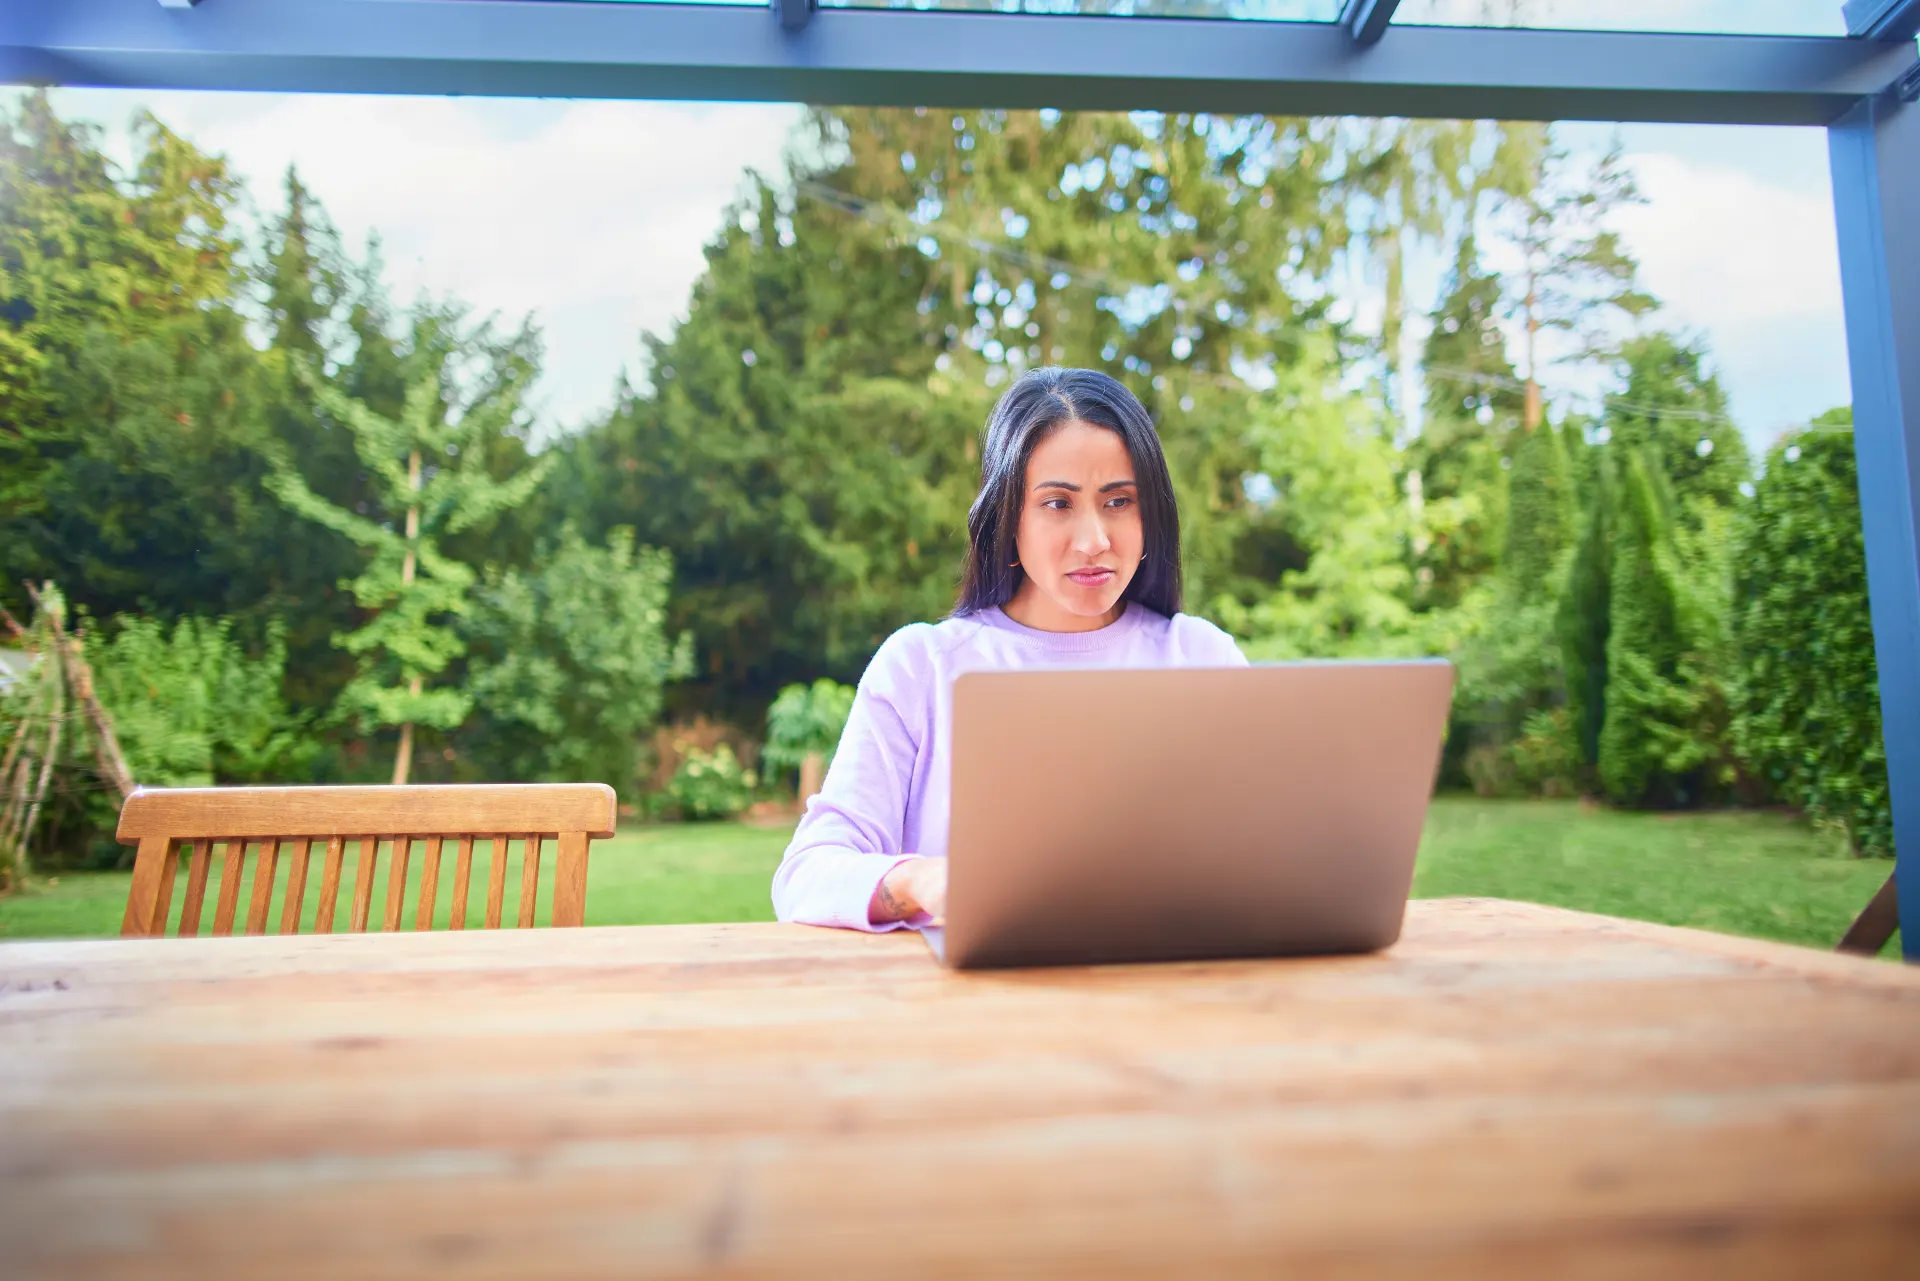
top-left (38, 4), bottom-right (1859, 454)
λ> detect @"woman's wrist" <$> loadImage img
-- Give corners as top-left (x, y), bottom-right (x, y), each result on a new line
top-left (870, 859), bottom-right (923, 924)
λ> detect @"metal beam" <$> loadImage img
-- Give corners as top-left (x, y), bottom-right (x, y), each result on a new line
top-left (1830, 94), bottom-right (1920, 962)
top-left (773, 0), bottom-right (814, 34)
top-left (1844, 0), bottom-right (1920, 42)
top-left (1341, 0), bottom-right (1402, 48)
top-left (1, 0), bottom-right (1914, 126)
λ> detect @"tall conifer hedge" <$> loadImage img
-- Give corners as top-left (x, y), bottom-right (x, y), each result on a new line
top-left (1732, 413), bottom-right (1892, 856)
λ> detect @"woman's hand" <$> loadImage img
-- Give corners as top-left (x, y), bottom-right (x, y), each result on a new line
top-left (870, 856), bottom-right (947, 925)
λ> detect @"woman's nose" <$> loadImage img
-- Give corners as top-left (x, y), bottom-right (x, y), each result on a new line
top-left (1073, 512), bottom-right (1112, 555)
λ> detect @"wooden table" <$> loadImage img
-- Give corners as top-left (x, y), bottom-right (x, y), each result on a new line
top-left (4, 899), bottom-right (1919, 1280)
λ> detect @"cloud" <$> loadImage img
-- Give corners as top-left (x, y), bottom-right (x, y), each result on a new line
top-left (1612, 146), bottom-right (1851, 437)
top-left (52, 89), bottom-right (803, 434)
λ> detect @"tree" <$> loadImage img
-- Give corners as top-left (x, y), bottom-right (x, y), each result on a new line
top-left (1484, 126), bottom-right (1656, 432)
top-left (464, 527), bottom-right (693, 796)
top-left (269, 315), bottom-right (551, 784)
top-left (1733, 409), bottom-right (1891, 855)
top-left (1595, 448), bottom-right (1736, 806)
top-left (1412, 237), bottom-right (1522, 609)
top-left (1604, 331), bottom-right (1749, 517)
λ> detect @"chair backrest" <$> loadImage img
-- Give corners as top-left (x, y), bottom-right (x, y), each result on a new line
top-left (116, 784), bottom-right (617, 938)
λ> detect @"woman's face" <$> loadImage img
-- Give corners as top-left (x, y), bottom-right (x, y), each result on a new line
top-left (1005, 420), bottom-right (1143, 632)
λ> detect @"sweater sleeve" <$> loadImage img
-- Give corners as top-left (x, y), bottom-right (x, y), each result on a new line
top-left (770, 630), bottom-right (931, 932)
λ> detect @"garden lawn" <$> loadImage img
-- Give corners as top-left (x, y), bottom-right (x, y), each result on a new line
top-left (0, 798), bottom-right (1898, 956)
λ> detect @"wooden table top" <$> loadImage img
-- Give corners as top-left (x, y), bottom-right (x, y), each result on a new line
top-left (4, 898), bottom-right (1919, 1280)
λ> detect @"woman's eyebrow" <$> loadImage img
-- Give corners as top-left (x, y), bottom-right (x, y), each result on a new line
top-left (1098, 480), bottom-right (1137, 492)
top-left (1033, 479), bottom-right (1080, 492)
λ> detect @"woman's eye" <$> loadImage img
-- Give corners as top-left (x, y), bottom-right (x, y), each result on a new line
top-left (1041, 497), bottom-right (1071, 511)
top-left (1106, 496), bottom-right (1134, 510)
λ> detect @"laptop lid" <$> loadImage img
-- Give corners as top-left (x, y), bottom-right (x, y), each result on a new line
top-left (938, 660), bottom-right (1454, 970)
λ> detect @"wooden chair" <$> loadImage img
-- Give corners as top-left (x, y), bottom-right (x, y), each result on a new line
top-left (117, 784), bottom-right (617, 938)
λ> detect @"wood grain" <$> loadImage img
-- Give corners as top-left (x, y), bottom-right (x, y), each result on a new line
top-left (552, 830), bottom-right (589, 928)
top-left (450, 836), bottom-right (474, 931)
top-left (349, 837), bottom-right (378, 933)
top-left (5, 900), bottom-right (1918, 1280)
top-left (119, 836), bottom-right (176, 938)
top-left (416, 837), bottom-right (443, 932)
top-left (484, 834), bottom-right (507, 930)
top-left (210, 838), bottom-right (247, 937)
top-left (245, 837), bottom-right (280, 935)
top-left (314, 836), bottom-right (345, 934)
top-left (175, 838), bottom-right (212, 937)
top-left (383, 837), bottom-right (412, 933)
top-left (117, 783), bottom-right (616, 840)
top-left (279, 839), bottom-right (311, 936)
top-left (518, 834), bottom-right (542, 929)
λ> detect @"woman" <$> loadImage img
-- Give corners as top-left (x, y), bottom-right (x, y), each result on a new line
top-left (771, 366), bottom-right (1246, 931)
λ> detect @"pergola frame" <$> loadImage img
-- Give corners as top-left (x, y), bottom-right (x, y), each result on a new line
top-left (4, 0), bottom-right (1918, 959)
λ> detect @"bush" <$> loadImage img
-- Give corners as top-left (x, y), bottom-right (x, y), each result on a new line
top-left (89, 615), bottom-right (310, 787)
top-left (1732, 412), bottom-right (1891, 856)
top-left (666, 744), bottom-right (756, 821)
top-left (464, 526), bottom-right (693, 795)
top-left (762, 679), bottom-right (856, 778)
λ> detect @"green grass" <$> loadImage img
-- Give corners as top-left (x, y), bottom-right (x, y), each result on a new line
top-left (0, 798), bottom-right (1898, 956)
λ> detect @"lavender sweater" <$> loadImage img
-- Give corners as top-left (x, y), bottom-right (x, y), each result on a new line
top-left (771, 603), bottom-right (1248, 931)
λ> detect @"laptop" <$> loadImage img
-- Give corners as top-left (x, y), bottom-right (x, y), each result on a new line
top-left (921, 659), bottom-right (1455, 969)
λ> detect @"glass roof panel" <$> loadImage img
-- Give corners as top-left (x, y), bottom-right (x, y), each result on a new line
top-left (818, 0), bottom-right (1345, 21)
top-left (1391, 0), bottom-right (1848, 37)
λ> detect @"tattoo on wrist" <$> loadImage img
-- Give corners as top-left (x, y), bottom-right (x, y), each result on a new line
top-left (874, 871), bottom-right (910, 922)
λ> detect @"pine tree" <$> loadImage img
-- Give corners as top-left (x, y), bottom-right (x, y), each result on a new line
top-left (1604, 331), bottom-right (1748, 517)
top-left (1413, 237), bottom-right (1522, 609)
top-left (269, 319), bottom-right (551, 784)
top-left (1558, 451), bottom-right (1614, 770)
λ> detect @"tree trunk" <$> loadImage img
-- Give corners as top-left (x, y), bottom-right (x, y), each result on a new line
top-left (391, 449), bottom-right (423, 787)
top-left (799, 752), bottom-right (825, 805)
top-left (1523, 266), bottom-right (1542, 432)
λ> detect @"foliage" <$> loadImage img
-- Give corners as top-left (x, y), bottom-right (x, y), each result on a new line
top-left (464, 527), bottom-right (694, 795)
top-left (667, 744), bottom-right (757, 821)
top-left (1596, 450), bottom-right (1737, 805)
top-left (1220, 346), bottom-right (1418, 658)
top-left (1733, 411), bottom-right (1890, 856)
top-left (88, 615), bottom-right (311, 787)
top-left (762, 679), bottom-right (858, 774)
top-left (267, 314), bottom-right (551, 781)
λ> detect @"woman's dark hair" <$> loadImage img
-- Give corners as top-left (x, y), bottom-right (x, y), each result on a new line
top-left (954, 366), bottom-right (1182, 618)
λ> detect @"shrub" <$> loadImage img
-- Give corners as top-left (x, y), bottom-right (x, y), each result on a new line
top-left (667, 744), bottom-right (756, 821)
top-left (464, 526), bottom-right (693, 795)
top-left (1732, 412), bottom-right (1891, 856)
top-left (762, 679), bottom-right (856, 784)
top-left (88, 615), bottom-right (310, 787)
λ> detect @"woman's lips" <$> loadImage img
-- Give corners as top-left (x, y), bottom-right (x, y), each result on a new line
top-left (1066, 567), bottom-right (1116, 587)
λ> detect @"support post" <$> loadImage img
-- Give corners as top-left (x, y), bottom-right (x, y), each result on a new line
top-left (1830, 91), bottom-right (1920, 961)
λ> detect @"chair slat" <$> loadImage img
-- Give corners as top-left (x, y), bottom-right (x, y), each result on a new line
top-left (177, 838), bottom-right (213, 936)
top-left (553, 830), bottom-right (590, 928)
top-left (518, 834), bottom-right (543, 929)
top-left (245, 838), bottom-right (280, 935)
top-left (349, 837), bottom-right (379, 933)
top-left (211, 839), bottom-right (248, 937)
top-left (315, 836), bottom-right (346, 933)
top-left (279, 838), bottom-right (312, 935)
top-left (416, 836), bottom-right (443, 931)
top-left (450, 836), bottom-right (474, 930)
top-left (485, 834), bottom-right (508, 929)
top-left (121, 836), bottom-right (178, 937)
top-left (383, 837), bottom-right (412, 932)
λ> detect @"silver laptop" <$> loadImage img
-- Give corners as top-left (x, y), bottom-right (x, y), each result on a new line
top-left (922, 659), bottom-right (1455, 969)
